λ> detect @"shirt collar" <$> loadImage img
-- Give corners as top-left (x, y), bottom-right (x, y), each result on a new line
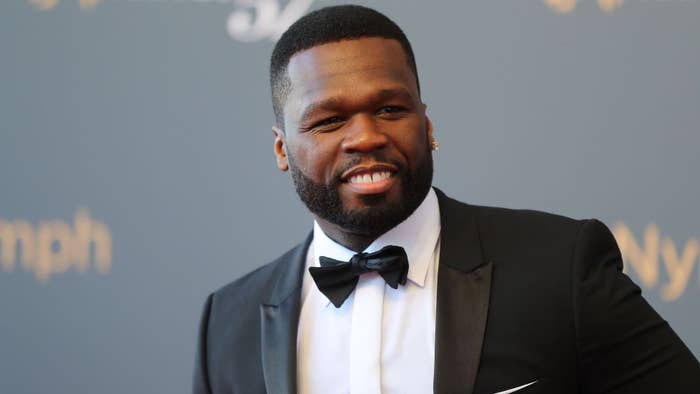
top-left (312, 187), bottom-right (441, 288)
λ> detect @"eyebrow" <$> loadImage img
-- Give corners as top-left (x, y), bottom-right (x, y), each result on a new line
top-left (298, 87), bottom-right (415, 125)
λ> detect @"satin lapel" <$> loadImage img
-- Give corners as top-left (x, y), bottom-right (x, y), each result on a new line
top-left (433, 189), bottom-right (493, 394)
top-left (260, 234), bottom-right (311, 394)
top-left (434, 261), bottom-right (493, 394)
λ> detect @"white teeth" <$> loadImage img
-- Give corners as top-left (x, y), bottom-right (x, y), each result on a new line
top-left (349, 171), bottom-right (392, 184)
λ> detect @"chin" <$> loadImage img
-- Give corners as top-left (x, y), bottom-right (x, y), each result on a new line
top-left (333, 199), bottom-right (413, 237)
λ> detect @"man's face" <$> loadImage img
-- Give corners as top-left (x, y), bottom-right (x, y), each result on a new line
top-left (273, 37), bottom-right (433, 237)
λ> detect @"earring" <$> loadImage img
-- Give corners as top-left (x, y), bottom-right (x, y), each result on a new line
top-left (431, 138), bottom-right (439, 151)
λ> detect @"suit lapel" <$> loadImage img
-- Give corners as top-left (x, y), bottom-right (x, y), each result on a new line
top-left (260, 234), bottom-right (311, 394)
top-left (434, 189), bottom-right (493, 394)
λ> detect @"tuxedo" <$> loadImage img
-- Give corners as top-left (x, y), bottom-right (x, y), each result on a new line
top-left (193, 189), bottom-right (700, 394)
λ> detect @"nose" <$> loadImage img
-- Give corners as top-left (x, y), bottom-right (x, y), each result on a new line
top-left (340, 114), bottom-right (388, 153)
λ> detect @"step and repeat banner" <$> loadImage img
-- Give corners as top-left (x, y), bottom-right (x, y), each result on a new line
top-left (1, 0), bottom-right (698, 393)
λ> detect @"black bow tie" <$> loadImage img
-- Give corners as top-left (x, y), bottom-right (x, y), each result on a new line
top-left (309, 245), bottom-right (409, 308)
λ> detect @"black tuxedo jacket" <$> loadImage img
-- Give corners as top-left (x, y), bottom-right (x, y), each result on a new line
top-left (193, 189), bottom-right (699, 394)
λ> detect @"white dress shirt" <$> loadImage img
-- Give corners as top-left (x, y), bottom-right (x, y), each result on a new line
top-left (297, 188), bottom-right (442, 394)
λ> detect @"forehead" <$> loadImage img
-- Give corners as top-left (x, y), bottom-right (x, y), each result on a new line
top-left (284, 37), bottom-right (418, 115)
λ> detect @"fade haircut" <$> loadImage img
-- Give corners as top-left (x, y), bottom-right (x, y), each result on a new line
top-left (269, 4), bottom-right (420, 127)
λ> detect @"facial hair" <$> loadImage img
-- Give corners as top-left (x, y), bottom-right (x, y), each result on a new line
top-left (288, 147), bottom-right (433, 239)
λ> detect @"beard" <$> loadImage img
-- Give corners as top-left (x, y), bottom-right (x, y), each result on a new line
top-left (289, 148), bottom-right (433, 239)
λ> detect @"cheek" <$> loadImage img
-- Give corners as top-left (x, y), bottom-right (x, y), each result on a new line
top-left (395, 125), bottom-right (431, 166)
top-left (292, 136), bottom-right (341, 179)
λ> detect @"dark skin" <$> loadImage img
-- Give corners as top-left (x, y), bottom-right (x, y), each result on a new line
top-left (273, 37), bottom-right (433, 252)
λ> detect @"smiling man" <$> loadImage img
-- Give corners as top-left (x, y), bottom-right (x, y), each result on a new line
top-left (275, 35), bottom-right (433, 253)
top-left (193, 5), bottom-right (700, 394)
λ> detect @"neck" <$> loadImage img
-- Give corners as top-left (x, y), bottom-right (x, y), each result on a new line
top-left (314, 217), bottom-right (380, 253)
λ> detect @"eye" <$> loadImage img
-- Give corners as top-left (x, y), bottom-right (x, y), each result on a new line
top-left (309, 116), bottom-right (345, 131)
top-left (376, 106), bottom-right (407, 118)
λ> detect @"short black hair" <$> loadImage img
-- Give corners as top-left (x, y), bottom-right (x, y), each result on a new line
top-left (269, 4), bottom-right (420, 127)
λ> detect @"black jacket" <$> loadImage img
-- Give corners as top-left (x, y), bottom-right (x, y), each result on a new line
top-left (193, 189), bottom-right (700, 393)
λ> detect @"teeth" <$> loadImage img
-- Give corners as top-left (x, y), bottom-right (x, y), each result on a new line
top-left (349, 171), bottom-right (392, 184)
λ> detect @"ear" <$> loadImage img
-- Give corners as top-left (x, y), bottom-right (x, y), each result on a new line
top-left (272, 126), bottom-right (289, 172)
top-left (423, 103), bottom-right (434, 142)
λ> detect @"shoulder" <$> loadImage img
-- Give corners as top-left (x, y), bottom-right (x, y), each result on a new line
top-left (436, 189), bottom-right (608, 264)
top-left (476, 204), bottom-right (588, 263)
top-left (438, 190), bottom-right (585, 238)
top-left (472, 203), bottom-right (580, 229)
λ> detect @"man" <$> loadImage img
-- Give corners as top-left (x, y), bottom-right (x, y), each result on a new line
top-left (193, 5), bottom-right (699, 394)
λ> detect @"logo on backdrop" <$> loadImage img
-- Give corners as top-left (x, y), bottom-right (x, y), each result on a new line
top-left (228, 0), bottom-right (318, 42)
top-left (544, 0), bottom-right (624, 14)
top-left (29, 0), bottom-right (101, 11)
top-left (26, 0), bottom-right (320, 42)
top-left (0, 209), bottom-right (112, 283)
top-left (613, 223), bottom-right (699, 301)
top-left (26, 0), bottom-right (631, 42)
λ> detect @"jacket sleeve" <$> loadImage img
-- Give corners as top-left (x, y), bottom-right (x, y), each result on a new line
top-left (193, 293), bottom-right (214, 394)
top-left (572, 219), bottom-right (700, 393)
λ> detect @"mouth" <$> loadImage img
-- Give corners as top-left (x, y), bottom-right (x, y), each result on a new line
top-left (340, 163), bottom-right (398, 195)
